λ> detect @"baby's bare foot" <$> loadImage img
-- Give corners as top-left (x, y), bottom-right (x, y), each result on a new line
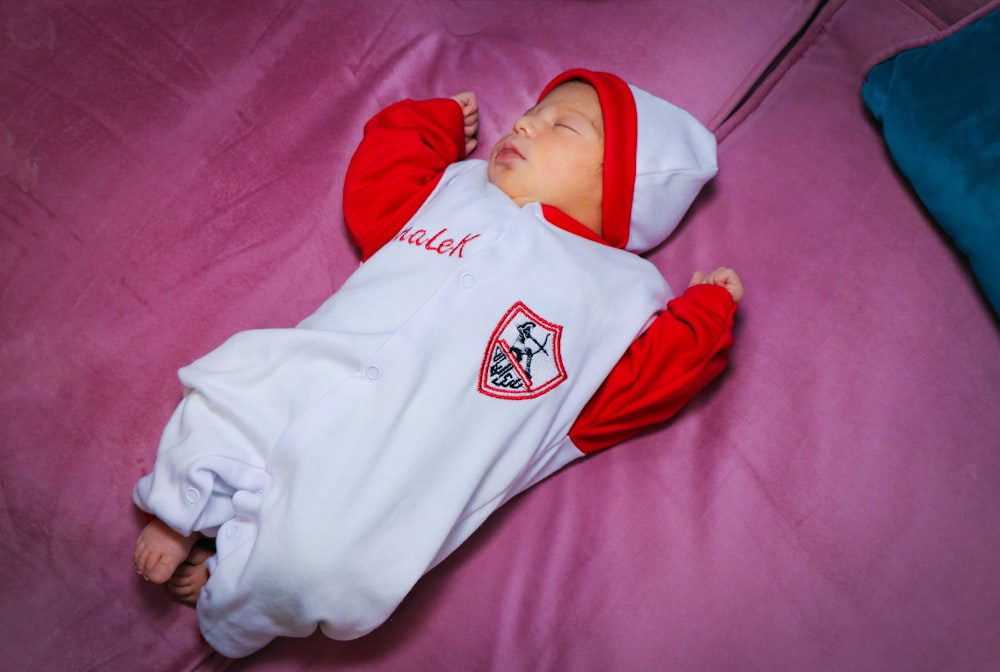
top-left (134, 518), bottom-right (197, 585)
top-left (168, 543), bottom-right (213, 606)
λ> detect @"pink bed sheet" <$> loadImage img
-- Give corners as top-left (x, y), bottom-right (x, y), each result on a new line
top-left (3, 0), bottom-right (999, 670)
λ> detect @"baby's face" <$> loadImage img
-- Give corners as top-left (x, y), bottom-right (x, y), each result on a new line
top-left (487, 81), bottom-right (605, 236)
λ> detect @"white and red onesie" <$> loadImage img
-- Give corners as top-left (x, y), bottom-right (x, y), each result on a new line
top-left (133, 69), bottom-right (737, 657)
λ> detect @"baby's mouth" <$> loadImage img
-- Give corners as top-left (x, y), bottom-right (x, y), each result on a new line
top-left (493, 139), bottom-right (525, 163)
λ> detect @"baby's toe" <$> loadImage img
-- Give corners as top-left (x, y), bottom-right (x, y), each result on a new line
top-left (134, 541), bottom-right (157, 579)
top-left (144, 556), bottom-right (178, 584)
top-left (168, 563), bottom-right (209, 606)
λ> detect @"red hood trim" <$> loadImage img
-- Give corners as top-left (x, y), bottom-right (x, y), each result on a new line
top-left (538, 69), bottom-right (637, 250)
top-left (541, 204), bottom-right (607, 246)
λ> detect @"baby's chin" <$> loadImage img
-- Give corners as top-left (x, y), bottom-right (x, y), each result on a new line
top-left (485, 162), bottom-right (509, 196)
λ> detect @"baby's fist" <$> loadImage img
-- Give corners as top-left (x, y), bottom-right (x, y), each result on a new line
top-left (450, 91), bottom-right (479, 156)
top-left (689, 267), bottom-right (744, 302)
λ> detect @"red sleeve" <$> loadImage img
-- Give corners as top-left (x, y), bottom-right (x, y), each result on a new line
top-left (569, 283), bottom-right (738, 454)
top-left (343, 98), bottom-right (466, 260)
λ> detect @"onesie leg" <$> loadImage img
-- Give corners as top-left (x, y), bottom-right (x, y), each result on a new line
top-left (134, 517), bottom-right (198, 584)
top-left (133, 388), bottom-right (275, 537)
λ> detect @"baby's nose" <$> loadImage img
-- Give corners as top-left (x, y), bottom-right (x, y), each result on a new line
top-left (513, 115), bottom-right (536, 137)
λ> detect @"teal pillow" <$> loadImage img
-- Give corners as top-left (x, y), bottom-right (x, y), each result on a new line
top-left (863, 8), bottom-right (1000, 316)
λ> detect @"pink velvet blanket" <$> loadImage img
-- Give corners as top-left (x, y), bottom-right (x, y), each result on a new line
top-left (2, 1), bottom-right (998, 670)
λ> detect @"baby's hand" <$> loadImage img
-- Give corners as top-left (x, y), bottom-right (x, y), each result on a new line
top-left (689, 267), bottom-right (744, 302)
top-left (450, 91), bottom-right (479, 157)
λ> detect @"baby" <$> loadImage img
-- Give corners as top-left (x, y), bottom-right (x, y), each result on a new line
top-left (134, 69), bottom-right (742, 657)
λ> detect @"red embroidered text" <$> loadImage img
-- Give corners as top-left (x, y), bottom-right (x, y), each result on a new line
top-left (396, 226), bottom-right (480, 258)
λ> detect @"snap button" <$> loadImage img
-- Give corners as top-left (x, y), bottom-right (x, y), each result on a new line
top-left (365, 365), bottom-right (381, 380)
top-left (460, 273), bottom-right (476, 289)
top-left (226, 524), bottom-right (242, 539)
top-left (184, 487), bottom-right (201, 504)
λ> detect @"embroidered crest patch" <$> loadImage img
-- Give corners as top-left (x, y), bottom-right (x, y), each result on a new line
top-left (479, 302), bottom-right (567, 400)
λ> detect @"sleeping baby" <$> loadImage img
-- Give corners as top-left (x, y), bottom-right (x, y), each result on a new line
top-left (133, 68), bottom-right (743, 657)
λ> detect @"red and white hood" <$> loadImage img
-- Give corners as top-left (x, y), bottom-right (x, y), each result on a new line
top-left (539, 69), bottom-right (718, 253)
